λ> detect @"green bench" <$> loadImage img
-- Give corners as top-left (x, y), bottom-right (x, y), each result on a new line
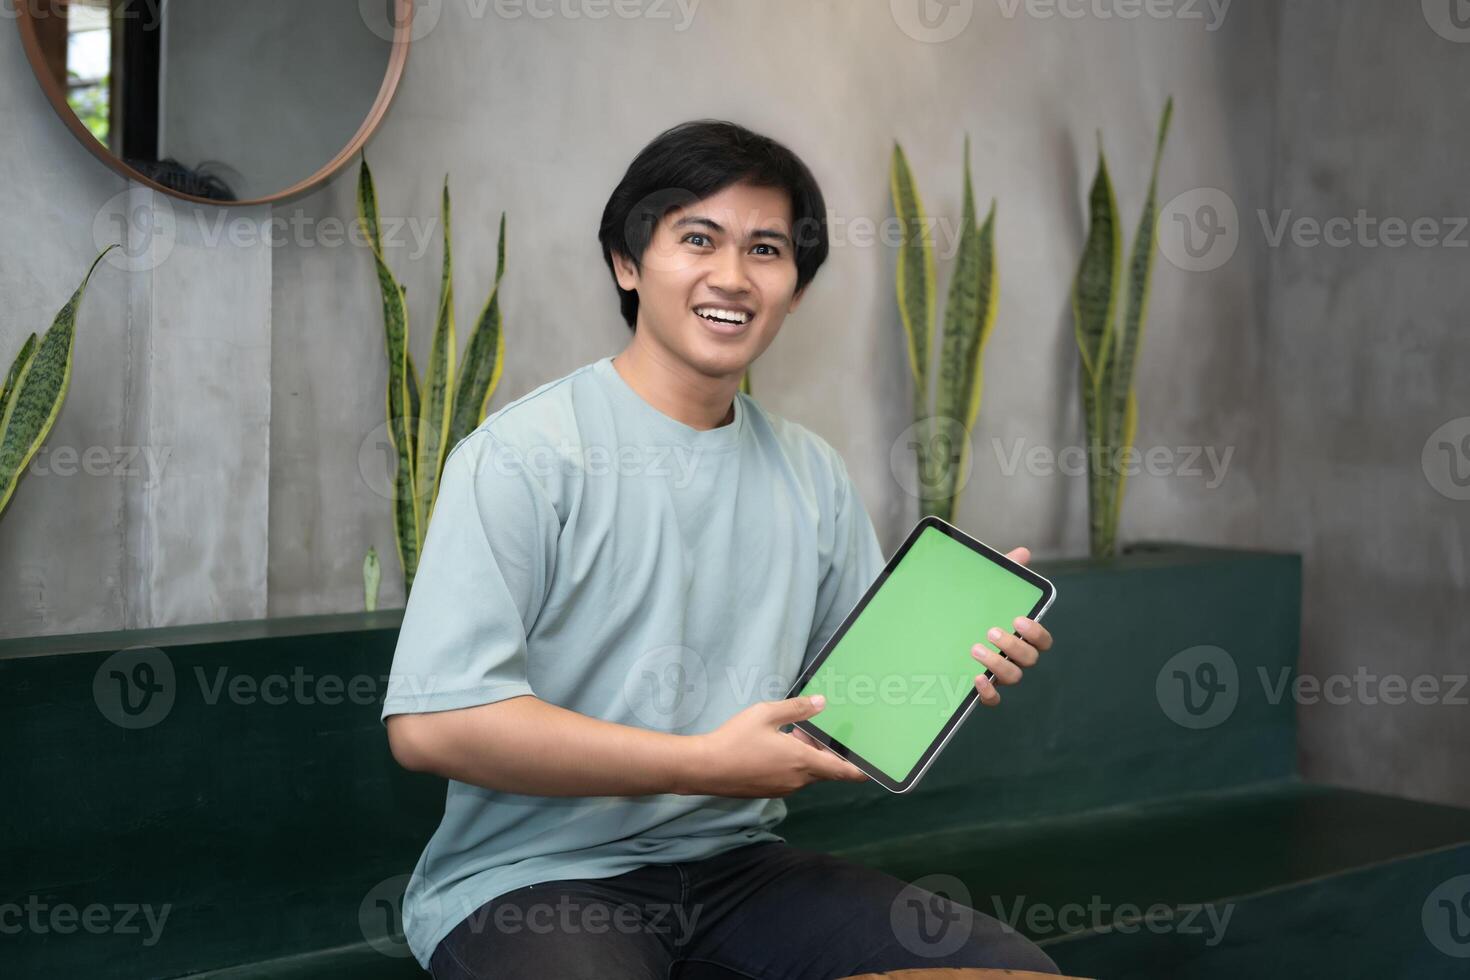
top-left (4, 544), bottom-right (1466, 977)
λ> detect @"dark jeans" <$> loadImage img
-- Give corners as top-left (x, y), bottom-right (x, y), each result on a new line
top-left (429, 840), bottom-right (1058, 979)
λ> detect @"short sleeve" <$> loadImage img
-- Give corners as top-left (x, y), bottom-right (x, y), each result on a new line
top-left (381, 430), bottom-right (558, 720)
top-left (802, 451), bottom-right (886, 673)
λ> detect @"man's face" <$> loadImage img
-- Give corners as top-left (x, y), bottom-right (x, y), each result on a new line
top-left (613, 180), bottom-right (806, 379)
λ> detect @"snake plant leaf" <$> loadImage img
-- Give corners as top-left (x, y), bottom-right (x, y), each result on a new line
top-left (891, 142), bottom-right (936, 408)
top-left (1073, 139), bottom-right (1122, 388)
top-left (448, 212), bottom-right (507, 452)
top-left (363, 546), bottom-right (381, 612)
top-left (357, 158), bottom-right (420, 589)
top-left (1073, 139), bottom-right (1123, 556)
top-left (739, 371), bottom-right (751, 396)
top-left (1, 333), bottom-right (39, 427)
top-left (933, 137), bottom-right (985, 522)
top-left (1103, 98), bottom-right (1173, 542)
top-left (416, 178), bottom-right (457, 529)
top-left (0, 246), bottom-right (113, 520)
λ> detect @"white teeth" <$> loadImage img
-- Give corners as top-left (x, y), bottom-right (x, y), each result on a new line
top-left (695, 307), bottom-right (752, 325)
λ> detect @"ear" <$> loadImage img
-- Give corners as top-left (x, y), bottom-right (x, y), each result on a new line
top-left (611, 251), bottom-right (640, 292)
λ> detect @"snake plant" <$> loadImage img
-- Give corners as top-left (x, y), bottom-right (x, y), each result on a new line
top-left (358, 159), bottom-right (507, 593)
top-left (0, 246), bottom-right (115, 521)
top-left (891, 136), bottom-right (998, 524)
top-left (1073, 98), bottom-right (1173, 558)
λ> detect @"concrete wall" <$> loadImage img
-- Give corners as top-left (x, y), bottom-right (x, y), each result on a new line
top-left (266, 0), bottom-right (1281, 619)
top-left (1265, 2), bottom-right (1470, 809)
top-left (0, 25), bottom-right (272, 638)
top-left (6, 2), bottom-right (1465, 809)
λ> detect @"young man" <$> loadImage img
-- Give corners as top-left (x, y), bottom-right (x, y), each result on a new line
top-left (382, 119), bottom-right (1058, 978)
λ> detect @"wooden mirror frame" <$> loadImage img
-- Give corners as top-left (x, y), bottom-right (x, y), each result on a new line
top-left (15, 0), bottom-right (414, 207)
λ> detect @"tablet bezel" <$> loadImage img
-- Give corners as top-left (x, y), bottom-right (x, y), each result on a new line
top-left (786, 515), bottom-right (1057, 795)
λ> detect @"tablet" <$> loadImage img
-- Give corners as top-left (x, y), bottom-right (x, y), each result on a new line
top-left (785, 515), bottom-right (1057, 794)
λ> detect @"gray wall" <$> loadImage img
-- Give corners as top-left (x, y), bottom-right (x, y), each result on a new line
top-left (3, 2), bottom-right (1465, 808)
top-left (1265, 2), bottom-right (1470, 809)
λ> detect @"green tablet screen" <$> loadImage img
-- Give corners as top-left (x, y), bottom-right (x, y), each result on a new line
top-left (794, 524), bottom-right (1045, 784)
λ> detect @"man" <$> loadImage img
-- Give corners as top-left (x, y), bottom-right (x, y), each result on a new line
top-left (382, 119), bottom-right (1058, 978)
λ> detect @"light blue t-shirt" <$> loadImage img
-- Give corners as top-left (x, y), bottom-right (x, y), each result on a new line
top-left (381, 354), bottom-right (885, 967)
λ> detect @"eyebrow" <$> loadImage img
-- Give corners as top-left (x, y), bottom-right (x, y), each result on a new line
top-left (672, 215), bottom-right (792, 248)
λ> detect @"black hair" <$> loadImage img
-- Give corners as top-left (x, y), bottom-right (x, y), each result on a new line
top-left (597, 119), bottom-right (830, 331)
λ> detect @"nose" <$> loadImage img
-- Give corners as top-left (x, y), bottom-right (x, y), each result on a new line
top-left (705, 243), bottom-right (752, 295)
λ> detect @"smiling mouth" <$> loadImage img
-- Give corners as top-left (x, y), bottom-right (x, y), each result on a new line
top-left (693, 305), bottom-right (754, 328)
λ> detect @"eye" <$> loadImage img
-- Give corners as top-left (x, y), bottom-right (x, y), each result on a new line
top-left (751, 243), bottom-right (781, 257)
top-left (682, 233), bottom-right (712, 247)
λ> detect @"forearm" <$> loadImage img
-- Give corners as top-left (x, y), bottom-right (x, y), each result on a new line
top-left (387, 694), bottom-right (704, 797)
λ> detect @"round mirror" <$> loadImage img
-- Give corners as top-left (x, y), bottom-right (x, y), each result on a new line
top-left (16, 0), bottom-right (413, 205)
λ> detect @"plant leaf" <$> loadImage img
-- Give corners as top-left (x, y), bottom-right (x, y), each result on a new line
top-left (356, 158), bottom-right (419, 588)
top-left (934, 137), bottom-right (984, 521)
top-left (363, 546), bottom-right (381, 612)
top-left (891, 142), bottom-right (936, 411)
top-left (1, 333), bottom-right (39, 426)
top-left (0, 247), bottom-right (113, 519)
top-left (449, 212), bottom-right (507, 452)
top-left (416, 178), bottom-right (457, 531)
top-left (1073, 139), bottom-right (1123, 557)
top-left (1101, 97), bottom-right (1173, 550)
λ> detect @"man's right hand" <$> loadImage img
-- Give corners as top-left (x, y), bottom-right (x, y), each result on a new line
top-left (680, 695), bottom-right (869, 798)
